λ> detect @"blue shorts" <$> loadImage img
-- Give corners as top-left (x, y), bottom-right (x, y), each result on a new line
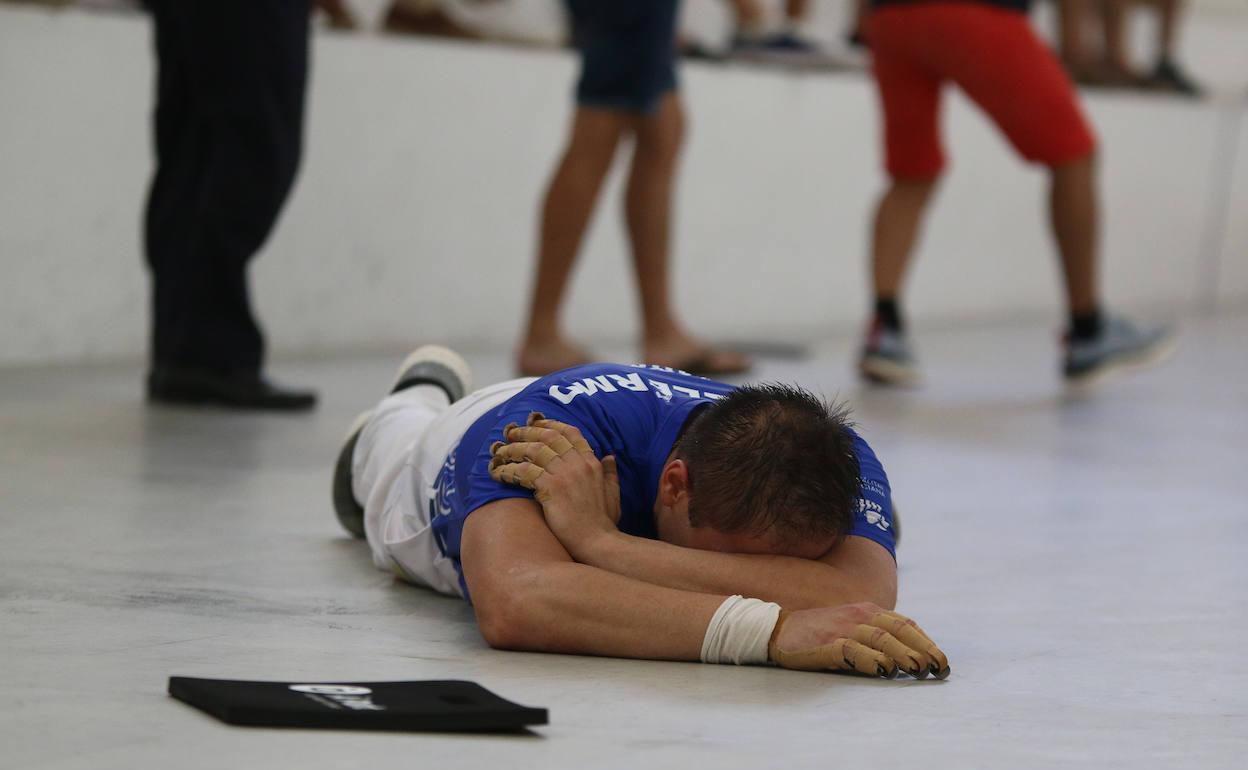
top-left (564, 0), bottom-right (680, 114)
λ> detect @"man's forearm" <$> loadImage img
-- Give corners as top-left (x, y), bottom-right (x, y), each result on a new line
top-left (476, 559), bottom-right (727, 660)
top-left (575, 531), bottom-right (895, 610)
top-left (462, 498), bottom-right (728, 660)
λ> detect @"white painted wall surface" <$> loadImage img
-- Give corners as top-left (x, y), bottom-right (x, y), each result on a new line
top-left (0, 4), bottom-right (1244, 367)
top-left (1216, 112), bottom-right (1248, 305)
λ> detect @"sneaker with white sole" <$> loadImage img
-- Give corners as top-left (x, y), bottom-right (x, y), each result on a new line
top-left (1063, 315), bottom-right (1175, 387)
top-left (391, 344), bottom-right (474, 401)
top-left (859, 320), bottom-right (922, 387)
top-left (331, 345), bottom-right (474, 538)
top-left (331, 410), bottom-right (373, 539)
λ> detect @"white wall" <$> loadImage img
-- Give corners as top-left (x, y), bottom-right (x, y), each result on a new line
top-left (0, 3), bottom-right (1245, 367)
top-left (1216, 110), bottom-right (1248, 305)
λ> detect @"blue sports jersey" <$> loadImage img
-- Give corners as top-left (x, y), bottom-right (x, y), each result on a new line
top-left (429, 364), bottom-right (896, 598)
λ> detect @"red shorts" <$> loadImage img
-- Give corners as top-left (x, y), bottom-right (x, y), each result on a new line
top-left (866, 3), bottom-right (1096, 179)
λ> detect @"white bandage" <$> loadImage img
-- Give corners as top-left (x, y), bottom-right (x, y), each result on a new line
top-left (700, 595), bottom-right (783, 665)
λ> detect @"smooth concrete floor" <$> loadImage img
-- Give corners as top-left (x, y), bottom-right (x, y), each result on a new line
top-left (2, 314), bottom-right (1246, 769)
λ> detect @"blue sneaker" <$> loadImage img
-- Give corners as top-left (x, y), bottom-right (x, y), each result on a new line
top-left (1063, 315), bottom-right (1175, 386)
top-left (731, 31), bottom-right (820, 59)
top-left (760, 32), bottom-right (819, 54)
top-left (859, 319), bottom-right (921, 387)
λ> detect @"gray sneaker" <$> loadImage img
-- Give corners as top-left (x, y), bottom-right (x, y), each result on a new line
top-left (859, 321), bottom-right (922, 386)
top-left (1063, 315), bottom-right (1176, 386)
top-left (331, 345), bottom-right (473, 539)
top-left (390, 345), bottom-right (473, 401)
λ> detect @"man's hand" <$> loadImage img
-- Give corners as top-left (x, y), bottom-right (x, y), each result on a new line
top-left (489, 413), bottom-right (621, 560)
top-left (769, 602), bottom-right (950, 679)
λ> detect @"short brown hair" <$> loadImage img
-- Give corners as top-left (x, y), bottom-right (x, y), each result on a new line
top-left (676, 384), bottom-right (861, 545)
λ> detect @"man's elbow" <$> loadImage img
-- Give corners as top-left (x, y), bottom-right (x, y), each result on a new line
top-left (476, 601), bottom-right (528, 651)
top-left (472, 574), bottom-right (547, 651)
top-left (477, 612), bottom-right (517, 651)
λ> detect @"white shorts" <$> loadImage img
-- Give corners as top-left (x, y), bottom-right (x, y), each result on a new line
top-left (351, 377), bottom-right (536, 597)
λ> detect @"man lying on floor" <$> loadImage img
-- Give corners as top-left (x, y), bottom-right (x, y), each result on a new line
top-left (332, 346), bottom-right (949, 678)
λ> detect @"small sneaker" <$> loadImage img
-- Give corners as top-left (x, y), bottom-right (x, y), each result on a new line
top-left (332, 410), bottom-right (373, 539)
top-left (391, 344), bottom-right (473, 401)
top-left (331, 345), bottom-right (474, 539)
top-left (730, 31), bottom-right (819, 59)
top-left (1147, 59), bottom-right (1202, 97)
top-left (760, 32), bottom-right (819, 54)
top-left (1063, 315), bottom-right (1176, 387)
top-left (859, 320), bottom-right (921, 387)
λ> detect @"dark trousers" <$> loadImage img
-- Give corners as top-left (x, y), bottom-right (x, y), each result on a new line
top-left (144, 0), bottom-right (311, 373)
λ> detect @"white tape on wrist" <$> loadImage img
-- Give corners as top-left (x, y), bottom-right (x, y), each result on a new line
top-left (700, 595), bottom-right (783, 665)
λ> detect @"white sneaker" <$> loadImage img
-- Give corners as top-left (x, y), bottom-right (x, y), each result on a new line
top-left (392, 345), bottom-right (474, 402)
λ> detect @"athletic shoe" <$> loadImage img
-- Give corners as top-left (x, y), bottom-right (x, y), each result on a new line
top-left (759, 32), bottom-right (818, 54)
top-left (147, 366), bottom-right (317, 411)
top-left (1063, 315), bottom-right (1176, 387)
top-left (331, 345), bottom-right (473, 539)
top-left (332, 410), bottom-right (372, 539)
top-left (1147, 59), bottom-right (1202, 97)
top-left (730, 31), bottom-right (820, 59)
top-left (859, 319), bottom-right (921, 387)
top-left (391, 344), bottom-right (473, 401)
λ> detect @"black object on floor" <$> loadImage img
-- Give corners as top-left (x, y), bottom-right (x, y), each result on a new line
top-left (168, 677), bottom-right (547, 732)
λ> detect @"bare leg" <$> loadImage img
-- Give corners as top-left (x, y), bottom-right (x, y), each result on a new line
top-left (733, 0), bottom-right (765, 25)
top-left (1147, 0), bottom-right (1201, 93)
top-left (783, 0), bottom-right (813, 40)
top-left (860, 177), bottom-right (937, 384)
top-left (785, 0), bottom-right (811, 20)
top-left (517, 107), bottom-right (629, 376)
top-left (1057, 0), bottom-right (1092, 71)
top-left (1049, 155), bottom-right (1100, 316)
top-left (1101, 0), bottom-right (1137, 79)
top-left (382, 0), bottom-right (477, 39)
top-left (626, 93), bottom-right (748, 372)
top-left (1157, 0), bottom-right (1181, 60)
top-left (1060, 0), bottom-right (1136, 84)
top-left (870, 178), bottom-right (938, 302)
top-left (732, 0), bottom-right (766, 41)
top-left (848, 0), bottom-right (869, 43)
top-left (626, 94), bottom-right (683, 347)
top-left (317, 0), bottom-right (358, 30)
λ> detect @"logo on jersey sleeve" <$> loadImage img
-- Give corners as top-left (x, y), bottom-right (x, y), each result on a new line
top-left (857, 498), bottom-right (891, 532)
top-left (431, 442), bottom-right (458, 520)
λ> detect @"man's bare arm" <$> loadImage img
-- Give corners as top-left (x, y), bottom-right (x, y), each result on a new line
top-left (571, 532), bottom-right (898, 611)
top-left (487, 417), bottom-right (897, 610)
top-left (463, 499), bottom-right (946, 677)
top-left (461, 497), bottom-right (727, 658)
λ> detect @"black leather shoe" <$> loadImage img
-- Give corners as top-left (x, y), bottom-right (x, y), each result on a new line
top-left (147, 366), bottom-right (318, 412)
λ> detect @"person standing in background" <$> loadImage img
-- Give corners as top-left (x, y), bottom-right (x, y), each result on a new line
top-left (729, 0), bottom-right (819, 54)
top-left (857, 0), bottom-right (1173, 387)
top-left (1058, 0), bottom-right (1201, 95)
top-left (516, 0), bottom-right (750, 378)
top-left (142, 0), bottom-right (319, 410)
